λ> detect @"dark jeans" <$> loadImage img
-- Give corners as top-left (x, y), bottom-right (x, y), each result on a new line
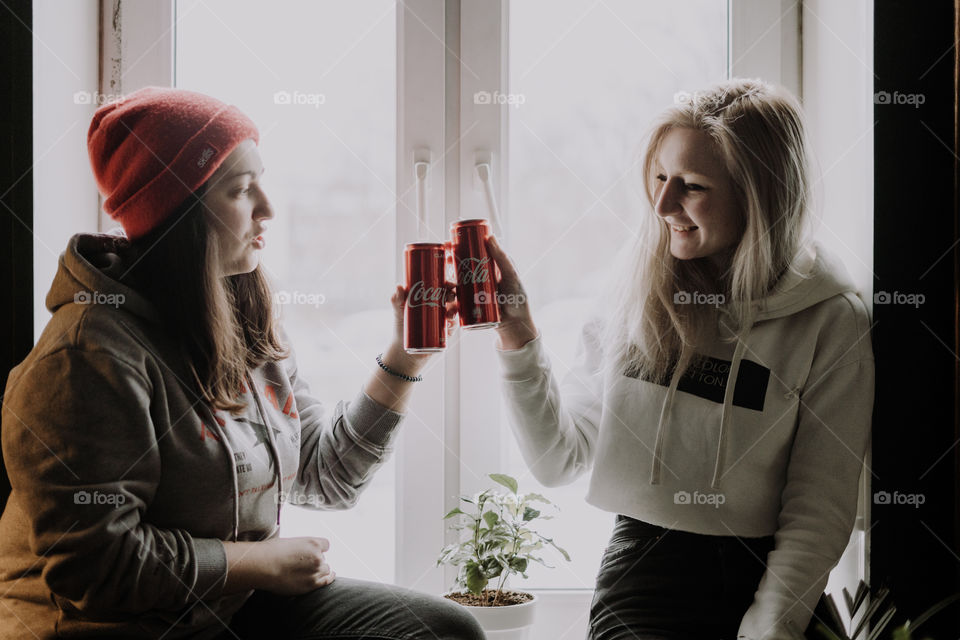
top-left (216, 577), bottom-right (485, 640)
top-left (588, 515), bottom-right (827, 640)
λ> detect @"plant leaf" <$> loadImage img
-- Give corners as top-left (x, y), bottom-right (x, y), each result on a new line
top-left (483, 511), bottom-right (499, 528)
top-left (465, 562), bottom-right (487, 595)
top-left (866, 606), bottom-right (896, 640)
top-left (910, 591), bottom-right (960, 632)
top-left (852, 589), bottom-right (892, 639)
top-left (889, 625), bottom-right (912, 640)
top-left (523, 492), bottom-right (552, 504)
top-left (851, 580), bottom-right (870, 615)
top-left (813, 621), bottom-right (846, 640)
top-left (537, 534), bottom-right (571, 562)
top-left (509, 557), bottom-right (529, 573)
top-left (523, 507), bottom-right (540, 522)
top-left (489, 473), bottom-right (518, 494)
top-left (842, 586), bottom-right (856, 618)
top-left (820, 593), bottom-right (849, 639)
top-left (443, 507), bottom-right (466, 519)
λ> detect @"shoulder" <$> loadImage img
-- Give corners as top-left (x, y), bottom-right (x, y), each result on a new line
top-left (31, 303), bottom-right (162, 387)
top-left (804, 291), bottom-right (874, 370)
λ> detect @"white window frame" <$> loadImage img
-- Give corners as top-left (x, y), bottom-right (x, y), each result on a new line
top-left (431, 2), bottom-right (806, 637)
top-left (395, 0), bottom-right (450, 596)
top-left (104, 2), bottom-right (877, 637)
top-left (97, 0), bottom-right (175, 232)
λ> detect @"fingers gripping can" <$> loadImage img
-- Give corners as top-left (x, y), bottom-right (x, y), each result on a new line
top-left (404, 243), bottom-right (448, 353)
top-left (450, 219), bottom-right (500, 329)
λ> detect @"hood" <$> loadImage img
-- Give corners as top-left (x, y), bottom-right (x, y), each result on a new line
top-left (749, 239), bottom-right (857, 322)
top-left (46, 232), bottom-right (160, 323)
top-left (649, 239), bottom-right (861, 488)
top-left (46, 232), bottom-right (287, 529)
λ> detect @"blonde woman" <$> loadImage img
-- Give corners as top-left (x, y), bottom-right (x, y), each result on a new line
top-left (485, 79), bottom-right (874, 639)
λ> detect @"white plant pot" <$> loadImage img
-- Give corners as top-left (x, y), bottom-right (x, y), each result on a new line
top-left (453, 592), bottom-right (538, 640)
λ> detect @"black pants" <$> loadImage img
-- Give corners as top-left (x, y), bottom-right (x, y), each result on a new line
top-left (217, 577), bottom-right (485, 640)
top-left (588, 515), bottom-right (828, 640)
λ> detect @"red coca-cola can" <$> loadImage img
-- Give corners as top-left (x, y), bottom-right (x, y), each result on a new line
top-left (404, 243), bottom-right (448, 353)
top-left (450, 219), bottom-right (500, 329)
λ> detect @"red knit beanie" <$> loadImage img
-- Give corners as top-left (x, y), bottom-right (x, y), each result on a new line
top-left (87, 86), bottom-right (259, 240)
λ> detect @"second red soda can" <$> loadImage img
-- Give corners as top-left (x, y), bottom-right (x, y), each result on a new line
top-left (450, 219), bottom-right (500, 329)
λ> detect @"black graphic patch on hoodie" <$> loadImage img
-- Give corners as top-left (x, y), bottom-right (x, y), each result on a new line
top-left (629, 355), bottom-right (770, 411)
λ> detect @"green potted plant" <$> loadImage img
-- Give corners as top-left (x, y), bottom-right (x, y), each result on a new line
top-left (791, 579), bottom-right (960, 640)
top-left (437, 473), bottom-right (570, 639)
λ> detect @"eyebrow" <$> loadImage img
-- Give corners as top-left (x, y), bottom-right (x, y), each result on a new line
top-left (656, 169), bottom-right (712, 179)
top-left (225, 166), bottom-right (265, 181)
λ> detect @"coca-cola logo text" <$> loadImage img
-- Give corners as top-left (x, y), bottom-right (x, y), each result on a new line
top-left (458, 256), bottom-right (490, 284)
top-left (408, 280), bottom-right (445, 308)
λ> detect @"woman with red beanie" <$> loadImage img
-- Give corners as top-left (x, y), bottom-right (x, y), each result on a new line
top-left (0, 87), bottom-right (480, 640)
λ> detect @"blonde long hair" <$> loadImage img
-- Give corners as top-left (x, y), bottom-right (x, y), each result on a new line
top-left (602, 78), bottom-right (814, 383)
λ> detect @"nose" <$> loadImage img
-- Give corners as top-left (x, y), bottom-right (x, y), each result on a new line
top-left (253, 185), bottom-right (275, 221)
top-left (654, 177), bottom-right (681, 218)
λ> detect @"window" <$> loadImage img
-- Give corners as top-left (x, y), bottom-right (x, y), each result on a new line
top-left (92, 2), bottom-right (831, 638)
top-left (501, 0), bottom-right (728, 589)
top-left (176, 0), bottom-right (398, 583)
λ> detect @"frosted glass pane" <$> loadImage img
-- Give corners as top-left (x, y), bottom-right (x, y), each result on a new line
top-left (176, 0), bottom-right (397, 583)
top-left (505, 0), bottom-right (727, 589)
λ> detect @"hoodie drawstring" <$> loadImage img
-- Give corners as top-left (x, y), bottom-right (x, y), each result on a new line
top-left (649, 310), bottom-right (757, 490)
top-left (245, 372), bottom-right (285, 526)
top-left (650, 346), bottom-right (684, 485)
top-left (710, 324), bottom-right (752, 489)
top-left (206, 404), bottom-right (240, 541)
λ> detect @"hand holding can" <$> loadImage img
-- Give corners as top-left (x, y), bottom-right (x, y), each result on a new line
top-left (483, 234), bottom-right (538, 350)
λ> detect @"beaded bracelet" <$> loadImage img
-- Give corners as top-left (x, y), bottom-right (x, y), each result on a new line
top-left (376, 353), bottom-right (423, 382)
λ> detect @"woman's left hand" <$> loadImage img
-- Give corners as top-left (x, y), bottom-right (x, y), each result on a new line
top-left (365, 283), bottom-right (458, 411)
top-left (389, 281), bottom-right (458, 359)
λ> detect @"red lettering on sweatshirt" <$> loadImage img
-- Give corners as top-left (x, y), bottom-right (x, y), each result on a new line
top-left (264, 383), bottom-right (299, 420)
top-left (281, 391), bottom-right (299, 419)
top-left (264, 384), bottom-right (280, 410)
top-left (200, 423), bottom-right (221, 441)
top-left (200, 412), bottom-right (225, 441)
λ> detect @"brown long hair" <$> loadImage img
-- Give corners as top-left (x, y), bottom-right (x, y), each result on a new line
top-left (119, 186), bottom-right (289, 415)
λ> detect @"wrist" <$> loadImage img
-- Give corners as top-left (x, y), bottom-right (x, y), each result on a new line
top-left (496, 320), bottom-right (538, 350)
top-left (383, 341), bottom-right (427, 376)
top-left (223, 541), bottom-right (271, 593)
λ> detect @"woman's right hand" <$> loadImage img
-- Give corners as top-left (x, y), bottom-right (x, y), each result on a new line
top-left (260, 537), bottom-right (335, 595)
top-left (485, 235), bottom-right (538, 350)
top-left (223, 537), bottom-right (335, 595)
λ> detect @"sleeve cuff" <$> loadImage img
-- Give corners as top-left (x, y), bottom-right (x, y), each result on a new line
top-left (193, 537), bottom-right (228, 600)
top-left (346, 388), bottom-right (405, 447)
top-left (495, 331), bottom-right (549, 382)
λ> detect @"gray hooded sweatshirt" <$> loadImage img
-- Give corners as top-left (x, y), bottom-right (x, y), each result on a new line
top-left (0, 232), bottom-right (404, 638)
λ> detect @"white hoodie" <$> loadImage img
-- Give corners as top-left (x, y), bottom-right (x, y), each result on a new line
top-left (495, 240), bottom-right (874, 640)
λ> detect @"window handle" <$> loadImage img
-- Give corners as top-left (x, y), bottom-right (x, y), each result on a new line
top-left (415, 160), bottom-right (429, 240)
top-left (475, 162), bottom-right (503, 240)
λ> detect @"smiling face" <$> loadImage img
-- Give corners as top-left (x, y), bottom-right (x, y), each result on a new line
top-left (201, 139), bottom-right (273, 277)
top-left (652, 127), bottom-right (742, 269)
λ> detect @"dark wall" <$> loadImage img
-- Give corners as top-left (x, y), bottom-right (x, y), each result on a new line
top-left (0, 0), bottom-right (33, 515)
top-left (872, 0), bottom-right (960, 635)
